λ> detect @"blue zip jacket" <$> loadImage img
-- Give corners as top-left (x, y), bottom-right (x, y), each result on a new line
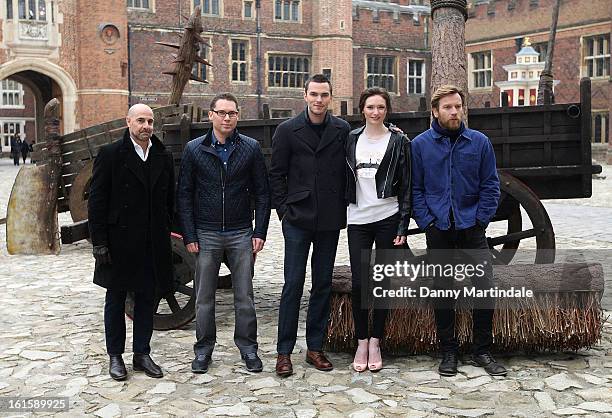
top-left (410, 124), bottom-right (500, 231)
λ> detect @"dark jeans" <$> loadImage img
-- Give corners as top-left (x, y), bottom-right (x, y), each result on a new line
top-left (104, 242), bottom-right (156, 355)
top-left (193, 227), bottom-right (257, 356)
top-left (276, 220), bottom-right (340, 355)
top-left (426, 224), bottom-right (494, 354)
top-left (348, 213), bottom-right (399, 340)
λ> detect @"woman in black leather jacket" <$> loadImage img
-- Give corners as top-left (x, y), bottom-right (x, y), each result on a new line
top-left (345, 87), bottom-right (411, 372)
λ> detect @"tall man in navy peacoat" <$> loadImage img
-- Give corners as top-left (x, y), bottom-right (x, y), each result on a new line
top-left (270, 74), bottom-right (351, 376)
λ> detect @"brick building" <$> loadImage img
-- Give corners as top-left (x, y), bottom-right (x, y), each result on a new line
top-left (464, 0), bottom-right (611, 160)
top-left (128, 0), bottom-right (431, 118)
top-left (0, 78), bottom-right (35, 153)
top-left (0, 0), bottom-right (431, 146)
top-left (0, 1), bottom-right (609, 161)
top-left (0, 0), bottom-right (129, 147)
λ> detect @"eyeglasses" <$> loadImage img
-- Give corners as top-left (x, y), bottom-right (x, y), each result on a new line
top-left (211, 110), bottom-right (239, 119)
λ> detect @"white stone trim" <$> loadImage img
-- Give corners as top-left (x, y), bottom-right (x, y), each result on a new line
top-left (77, 89), bottom-right (130, 96)
top-left (0, 58), bottom-right (78, 133)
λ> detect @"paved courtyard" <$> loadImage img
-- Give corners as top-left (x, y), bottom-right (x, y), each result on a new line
top-left (0, 157), bottom-right (611, 417)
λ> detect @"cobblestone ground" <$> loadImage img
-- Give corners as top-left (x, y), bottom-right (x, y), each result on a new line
top-left (0, 157), bottom-right (611, 417)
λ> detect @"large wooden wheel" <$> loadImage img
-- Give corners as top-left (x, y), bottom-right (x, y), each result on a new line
top-left (487, 172), bottom-right (555, 264)
top-left (69, 160), bottom-right (93, 222)
top-left (125, 233), bottom-right (233, 330)
top-left (126, 233), bottom-right (196, 330)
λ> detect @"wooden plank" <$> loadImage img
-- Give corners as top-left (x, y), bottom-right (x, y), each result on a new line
top-left (543, 111), bottom-right (552, 164)
top-left (501, 114), bottom-right (510, 167)
top-left (498, 165), bottom-right (592, 176)
top-left (579, 78), bottom-right (592, 198)
top-left (489, 133), bottom-right (582, 145)
top-left (179, 113), bottom-right (191, 151)
top-left (61, 129), bottom-right (124, 155)
top-left (60, 118), bottom-right (126, 143)
top-left (468, 103), bottom-right (577, 116)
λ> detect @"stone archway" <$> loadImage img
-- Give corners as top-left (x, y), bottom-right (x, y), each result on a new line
top-left (0, 58), bottom-right (78, 134)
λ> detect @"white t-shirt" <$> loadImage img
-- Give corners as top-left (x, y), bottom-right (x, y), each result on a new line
top-left (347, 131), bottom-right (399, 225)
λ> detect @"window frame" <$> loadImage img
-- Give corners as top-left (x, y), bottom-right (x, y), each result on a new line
top-left (193, 0), bottom-right (222, 17)
top-left (191, 38), bottom-right (211, 84)
top-left (230, 38), bottom-right (250, 84)
top-left (127, 0), bottom-right (154, 12)
top-left (407, 59), bottom-right (425, 96)
top-left (270, 109), bottom-right (293, 118)
top-left (365, 55), bottom-right (398, 94)
top-left (0, 79), bottom-right (25, 109)
top-left (532, 41), bottom-right (548, 63)
top-left (242, 0), bottom-right (254, 20)
top-left (469, 50), bottom-right (493, 91)
top-left (274, 0), bottom-right (301, 23)
top-left (11, 0), bottom-right (47, 20)
top-left (266, 53), bottom-right (310, 89)
top-left (581, 33), bottom-right (610, 79)
top-left (591, 110), bottom-right (609, 144)
top-left (0, 119), bottom-right (26, 150)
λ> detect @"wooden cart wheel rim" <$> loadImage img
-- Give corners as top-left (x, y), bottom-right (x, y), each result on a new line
top-left (68, 160), bottom-right (94, 222)
top-left (497, 172), bottom-right (555, 264)
top-left (125, 233), bottom-right (196, 330)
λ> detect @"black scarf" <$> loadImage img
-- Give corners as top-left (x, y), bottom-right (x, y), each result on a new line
top-left (432, 119), bottom-right (465, 143)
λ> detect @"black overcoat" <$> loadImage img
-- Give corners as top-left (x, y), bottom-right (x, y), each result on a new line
top-left (269, 110), bottom-right (351, 231)
top-left (88, 129), bottom-right (175, 295)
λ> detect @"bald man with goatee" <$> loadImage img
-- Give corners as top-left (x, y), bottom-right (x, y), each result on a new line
top-left (88, 104), bottom-right (175, 381)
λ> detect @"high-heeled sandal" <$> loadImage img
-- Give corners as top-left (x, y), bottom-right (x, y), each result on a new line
top-left (352, 339), bottom-right (369, 372)
top-left (368, 339), bottom-right (383, 372)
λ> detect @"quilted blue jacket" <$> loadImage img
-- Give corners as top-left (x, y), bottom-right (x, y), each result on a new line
top-left (176, 129), bottom-right (271, 244)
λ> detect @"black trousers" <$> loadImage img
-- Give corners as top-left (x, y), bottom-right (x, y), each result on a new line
top-left (348, 213), bottom-right (399, 340)
top-left (425, 224), bottom-right (494, 354)
top-left (104, 243), bottom-right (156, 355)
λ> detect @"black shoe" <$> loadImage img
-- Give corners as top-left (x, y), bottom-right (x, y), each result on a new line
top-left (133, 354), bottom-right (163, 378)
top-left (241, 352), bottom-right (263, 373)
top-left (471, 353), bottom-right (507, 376)
top-left (109, 355), bottom-right (127, 381)
top-left (192, 354), bottom-right (212, 374)
top-left (438, 351), bottom-right (458, 376)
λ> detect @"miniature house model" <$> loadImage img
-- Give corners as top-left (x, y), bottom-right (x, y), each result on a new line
top-left (495, 38), bottom-right (560, 106)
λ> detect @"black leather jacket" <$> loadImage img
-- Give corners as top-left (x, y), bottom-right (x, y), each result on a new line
top-left (176, 129), bottom-right (271, 245)
top-left (345, 125), bottom-right (412, 235)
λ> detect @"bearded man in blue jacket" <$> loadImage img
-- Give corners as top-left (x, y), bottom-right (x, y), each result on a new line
top-left (411, 85), bottom-right (506, 377)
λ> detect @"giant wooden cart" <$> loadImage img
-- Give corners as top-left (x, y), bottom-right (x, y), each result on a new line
top-left (22, 78), bottom-right (595, 330)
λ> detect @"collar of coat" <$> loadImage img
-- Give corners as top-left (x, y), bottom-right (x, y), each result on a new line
top-left (201, 128), bottom-right (242, 147)
top-left (289, 109), bottom-right (347, 154)
top-left (120, 128), bottom-right (166, 153)
top-left (295, 108), bottom-right (341, 130)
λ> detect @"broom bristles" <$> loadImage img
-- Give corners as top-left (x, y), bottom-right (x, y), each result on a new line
top-left (325, 292), bottom-right (605, 354)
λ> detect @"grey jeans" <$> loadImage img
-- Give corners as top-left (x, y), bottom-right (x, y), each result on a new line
top-left (194, 227), bottom-right (258, 356)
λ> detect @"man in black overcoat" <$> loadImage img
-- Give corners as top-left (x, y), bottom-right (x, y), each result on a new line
top-left (88, 103), bottom-right (175, 381)
top-left (270, 74), bottom-right (351, 376)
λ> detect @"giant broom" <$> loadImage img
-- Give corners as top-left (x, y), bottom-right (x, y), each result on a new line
top-left (325, 0), bottom-right (605, 354)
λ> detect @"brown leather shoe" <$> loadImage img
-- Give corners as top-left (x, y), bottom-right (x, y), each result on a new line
top-left (306, 350), bottom-right (333, 371)
top-left (276, 354), bottom-right (293, 377)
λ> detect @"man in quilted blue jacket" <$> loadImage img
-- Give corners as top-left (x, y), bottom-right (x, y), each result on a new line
top-left (177, 93), bottom-right (271, 374)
